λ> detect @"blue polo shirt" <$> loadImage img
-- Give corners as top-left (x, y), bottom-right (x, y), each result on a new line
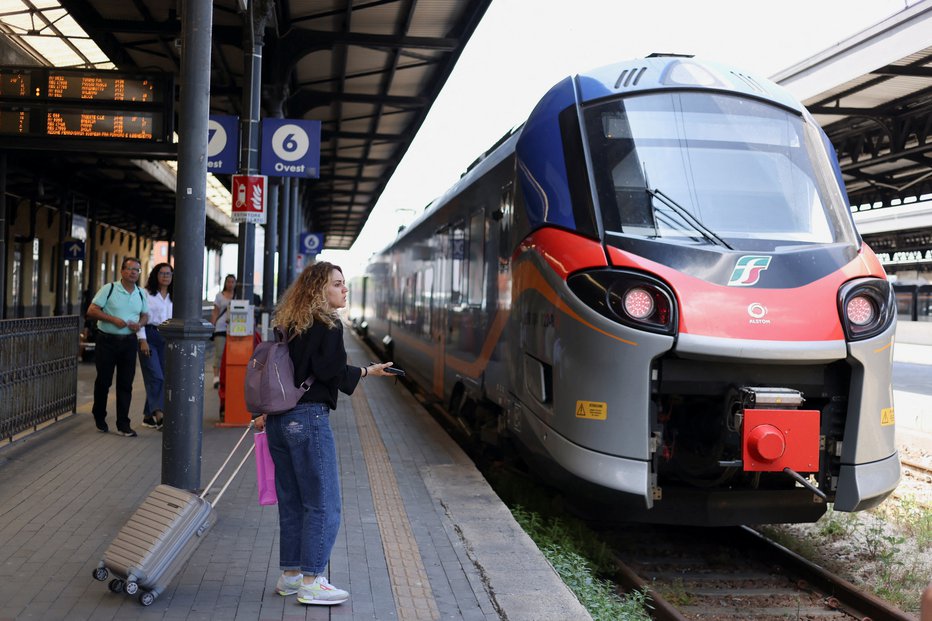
top-left (91, 281), bottom-right (149, 336)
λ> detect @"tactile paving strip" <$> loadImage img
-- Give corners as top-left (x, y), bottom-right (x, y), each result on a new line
top-left (352, 388), bottom-right (440, 621)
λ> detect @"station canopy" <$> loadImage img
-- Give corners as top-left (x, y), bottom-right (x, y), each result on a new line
top-left (0, 0), bottom-right (492, 250)
top-left (773, 0), bottom-right (932, 272)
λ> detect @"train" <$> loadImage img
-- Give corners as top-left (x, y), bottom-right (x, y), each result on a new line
top-left (349, 54), bottom-right (901, 526)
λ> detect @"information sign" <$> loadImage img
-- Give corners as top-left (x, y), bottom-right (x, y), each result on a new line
top-left (231, 174), bottom-right (267, 224)
top-left (0, 66), bottom-right (173, 150)
top-left (63, 240), bottom-right (85, 261)
top-left (208, 115), bottom-right (239, 174)
top-left (260, 118), bottom-right (321, 178)
top-left (299, 232), bottom-right (325, 256)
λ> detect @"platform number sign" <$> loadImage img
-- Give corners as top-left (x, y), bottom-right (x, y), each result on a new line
top-left (207, 115), bottom-right (238, 174)
top-left (300, 232), bottom-right (325, 257)
top-left (260, 119), bottom-right (321, 178)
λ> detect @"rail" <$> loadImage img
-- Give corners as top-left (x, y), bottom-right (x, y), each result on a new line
top-left (0, 316), bottom-right (79, 442)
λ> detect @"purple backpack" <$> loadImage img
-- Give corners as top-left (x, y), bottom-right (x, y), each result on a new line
top-left (244, 327), bottom-right (314, 415)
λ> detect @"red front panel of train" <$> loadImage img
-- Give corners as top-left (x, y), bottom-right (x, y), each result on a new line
top-left (742, 409), bottom-right (820, 472)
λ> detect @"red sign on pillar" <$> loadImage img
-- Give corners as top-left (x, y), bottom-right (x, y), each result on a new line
top-left (231, 174), bottom-right (268, 224)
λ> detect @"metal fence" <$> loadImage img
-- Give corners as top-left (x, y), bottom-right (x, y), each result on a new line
top-left (0, 316), bottom-right (78, 442)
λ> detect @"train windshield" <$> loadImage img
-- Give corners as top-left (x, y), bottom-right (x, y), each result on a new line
top-left (583, 92), bottom-right (858, 250)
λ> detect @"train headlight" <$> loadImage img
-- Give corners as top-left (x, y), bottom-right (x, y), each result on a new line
top-left (567, 270), bottom-right (677, 335)
top-left (623, 287), bottom-right (655, 319)
top-left (838, 278), bottom-right (895, 341)
top-left (845, 295), bottom-right (875, 326)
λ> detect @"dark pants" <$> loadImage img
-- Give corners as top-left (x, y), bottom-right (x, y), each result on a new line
top-left (93, 332), bottom-right (138, 431)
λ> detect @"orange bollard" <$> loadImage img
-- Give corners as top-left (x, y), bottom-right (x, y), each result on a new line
top-left (216, 334), bottom-right (254, 427)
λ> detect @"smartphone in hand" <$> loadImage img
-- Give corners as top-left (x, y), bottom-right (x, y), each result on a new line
top-left (385, 366), bottom-right (405, 376)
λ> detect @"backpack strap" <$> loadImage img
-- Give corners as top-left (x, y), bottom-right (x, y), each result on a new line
top-left (102, 282), bottom-right (144, 308)
top-left (274, 326), bottom-right (314, 390)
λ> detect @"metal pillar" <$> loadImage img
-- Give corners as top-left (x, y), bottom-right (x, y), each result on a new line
top-left (159, 0), bottom-right (214, 491)
top-left (85, 201), bottom-right (97, 308)
top-left (263, 179), bottom-right (279, 308)
top-left (277, 177), bottom-right (290, 296)
top-left (288, 179), bottom-right (299, 281)
top-left (236, 0), bottom-right (273, 303)
top-left (54, 191), bottom-right (68, 316)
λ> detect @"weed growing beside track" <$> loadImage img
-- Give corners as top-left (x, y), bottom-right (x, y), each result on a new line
top-left (487, 469), bottom-right (652, 621)
top-left (761, 486), bottom-right (931, 615)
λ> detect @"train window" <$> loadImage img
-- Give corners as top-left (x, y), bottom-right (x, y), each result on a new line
top-left (451, 224), bottom-right (467, 307)
top-left (583, 92), bottom-right (858, 251)
top-left (468, 211), bottom-right (485, 306)
top-left (421, 267), bottom-right (433, 337)
top-left (499, 183), bottom-right (514, 261)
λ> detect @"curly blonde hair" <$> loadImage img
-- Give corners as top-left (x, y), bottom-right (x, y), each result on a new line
top-left (273, 261), bottom-right (342, 334)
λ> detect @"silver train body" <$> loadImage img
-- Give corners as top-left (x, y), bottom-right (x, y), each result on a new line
top-left (351, 55), bottom-right (900, 525)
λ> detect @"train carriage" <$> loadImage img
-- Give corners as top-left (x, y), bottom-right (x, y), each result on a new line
top-left (356, 54), bottom-right (900, 526)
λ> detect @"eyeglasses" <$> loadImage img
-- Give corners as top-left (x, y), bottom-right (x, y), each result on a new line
top-left (158, 271), bottom-right (173, 276)
top-left (125, 267), bottom-right (141, 272)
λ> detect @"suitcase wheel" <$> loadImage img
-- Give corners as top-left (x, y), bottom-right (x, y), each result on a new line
top-left (92, 567), bottom-right (108, 581)
top-left (139, 591), bottom-right (155, 607)
top-left (108, 579), bottom-right (124, 593)
top-left (125, 581), bottom-right (139, 595)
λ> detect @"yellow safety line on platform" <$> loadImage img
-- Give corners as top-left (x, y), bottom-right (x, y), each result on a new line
top-left (352, 387), bottom-right (439, 621)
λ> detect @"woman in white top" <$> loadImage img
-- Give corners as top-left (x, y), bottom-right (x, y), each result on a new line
top-left (209, 274), bottom-right (236, 388)
top-left (137, 263), bottom-right (173, 429)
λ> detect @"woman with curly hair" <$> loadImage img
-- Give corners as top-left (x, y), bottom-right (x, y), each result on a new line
top-left (137, 262), bottom-right (173, 429)
top-left (254, 261), bottom-right (395, 606)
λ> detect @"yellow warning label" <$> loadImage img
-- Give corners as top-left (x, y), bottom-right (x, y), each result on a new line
top-left (880, 407), bottom-right (895, 426)
top-left (575, 401), bottom-right (607, 420)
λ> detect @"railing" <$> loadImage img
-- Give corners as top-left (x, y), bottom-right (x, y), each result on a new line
top-left (0, 316), bottom-right (79, 442)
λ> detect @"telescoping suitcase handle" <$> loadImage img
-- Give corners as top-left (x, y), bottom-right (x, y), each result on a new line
top-left (199, 421), bottom-right (256, 507)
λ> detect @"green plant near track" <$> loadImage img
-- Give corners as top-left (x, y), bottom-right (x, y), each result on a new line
top-left (511, 506), bottom-right (651, 621)
top-left (486, 468), bottom-right (651, 620)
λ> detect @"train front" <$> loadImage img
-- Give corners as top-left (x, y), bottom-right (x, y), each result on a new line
top-left (510, 56), bottom-right (900, 525)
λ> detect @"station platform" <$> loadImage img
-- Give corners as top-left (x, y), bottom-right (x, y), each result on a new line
top-left (0, 332), bottom-right (590, 621)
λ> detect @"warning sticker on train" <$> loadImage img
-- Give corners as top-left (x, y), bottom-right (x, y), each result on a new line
top-left (575, 401), bottom-right (607, 420)
top-left (881, 407), bottom-right (895, 426)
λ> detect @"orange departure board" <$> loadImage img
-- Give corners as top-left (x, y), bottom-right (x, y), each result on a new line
top-left (0, 66), bottom-right (173, 145)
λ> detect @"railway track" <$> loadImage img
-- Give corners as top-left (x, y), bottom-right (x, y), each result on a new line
top-left (610, 524), bottom-right (917, 621)
top-left (900, 456), bottom-right (932, 479)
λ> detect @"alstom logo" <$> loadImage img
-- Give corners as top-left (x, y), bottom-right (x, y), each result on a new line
top-left (728, 255), bottom-right (772, 286)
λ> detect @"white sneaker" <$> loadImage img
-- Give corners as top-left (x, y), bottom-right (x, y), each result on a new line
top-left (296, 576), bottom-right (349, 605)
top-left (275, 572), bottom-right (303, 596)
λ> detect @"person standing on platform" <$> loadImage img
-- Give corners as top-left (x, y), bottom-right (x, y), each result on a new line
top-left (209, 273), bottom-right (236, 388)
top-left (137, 262), bottom-right (173, 430)
top-left (254, 262), bottom-right (395, 606)
top-left (86, 257), bottom-right (149, 437)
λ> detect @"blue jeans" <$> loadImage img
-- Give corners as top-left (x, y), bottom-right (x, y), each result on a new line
top-left (265, 403), bottom-right (341, 575)
top-left (137, 325), bottom-right (166, 416)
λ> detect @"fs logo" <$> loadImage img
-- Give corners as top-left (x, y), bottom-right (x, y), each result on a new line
top-left (728, 255), bottom-right (772, 286)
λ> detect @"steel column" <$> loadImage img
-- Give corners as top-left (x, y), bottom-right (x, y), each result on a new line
top-left (159, 0), bottom-right (214, 491)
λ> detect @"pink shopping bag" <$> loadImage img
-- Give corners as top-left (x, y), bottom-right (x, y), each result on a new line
top-left (254, 431), bottom-right (277, 505)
